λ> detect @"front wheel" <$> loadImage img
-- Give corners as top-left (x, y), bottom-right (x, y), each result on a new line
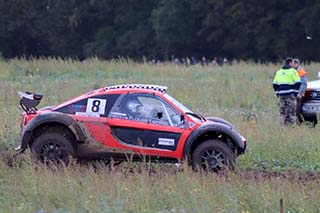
top-left (192, 140), bottom-right (235, 172)
top-left (302, 113), bottom-right (317, 127)
top-left (31, 132), bottom-right (75, 165)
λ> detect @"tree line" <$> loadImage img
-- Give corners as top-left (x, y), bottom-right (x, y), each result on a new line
top-left (0, 0), bottom-right (319, 62)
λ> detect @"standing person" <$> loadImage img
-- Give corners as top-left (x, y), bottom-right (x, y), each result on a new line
top-left (293, 58), bottom-right (308, 124)
top-left (273, 58), bottom-right (301, 126)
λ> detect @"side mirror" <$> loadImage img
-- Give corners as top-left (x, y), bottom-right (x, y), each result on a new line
top-left (180, 114), bottom-right (185, 123)
top-left (318, 72), bottom-right (320, 80)
top-left (156, 112), bottom-right (163, 119)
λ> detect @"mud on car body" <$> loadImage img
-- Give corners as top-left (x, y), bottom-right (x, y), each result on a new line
top-left (16, 84), bottom-right (247, 172)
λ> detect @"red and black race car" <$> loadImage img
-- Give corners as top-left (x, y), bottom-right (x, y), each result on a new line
top-left (16, 84), bottom-right (246, 171)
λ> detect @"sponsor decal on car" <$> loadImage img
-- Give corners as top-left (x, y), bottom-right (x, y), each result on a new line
top-left (158, 138), bottom-right (175, 146)
top-left (75, 112), bottom-right (100, 117)
top-left (110, 112), bottom-right (128, 118)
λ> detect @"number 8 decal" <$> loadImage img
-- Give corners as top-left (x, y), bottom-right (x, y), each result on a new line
top-left (91, 100), bottom-right (101, 112)
top-left (86, 98), bottom-right (107, 115)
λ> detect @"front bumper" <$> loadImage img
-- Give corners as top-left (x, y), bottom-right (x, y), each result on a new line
top-left (301, 101), bottom-right (320, 113)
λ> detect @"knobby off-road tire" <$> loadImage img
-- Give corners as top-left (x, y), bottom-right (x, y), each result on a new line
top-left (302, 114), bottom-right (317, 128)
top-left (31, 132), bottom-right (75, 165)
top-left (192, 139), bottom-right (235, 172)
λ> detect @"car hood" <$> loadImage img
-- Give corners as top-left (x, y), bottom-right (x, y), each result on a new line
top-left (307, 79), bottom-right (320, 90)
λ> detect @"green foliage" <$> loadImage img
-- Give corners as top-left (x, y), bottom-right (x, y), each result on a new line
top-left (151, 0), bottom-right (195, 55)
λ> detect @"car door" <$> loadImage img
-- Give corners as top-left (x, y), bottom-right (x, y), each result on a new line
top-left (107, 93), bottom-right (188, 157)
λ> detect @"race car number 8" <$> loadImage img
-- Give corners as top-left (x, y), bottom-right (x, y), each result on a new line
top-left (86, 98), bottom-right (107, 115)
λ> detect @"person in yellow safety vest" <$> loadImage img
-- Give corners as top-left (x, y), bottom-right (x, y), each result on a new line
top-left (273, 58), bottom-right (301, 126)
top-left (292, 58), bottom-right (308, 124)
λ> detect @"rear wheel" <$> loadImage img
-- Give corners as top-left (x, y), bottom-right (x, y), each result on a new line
top-left (192, 139), bottom-right (235, 172)
top-left (31, 132), bottom-right (75, 165)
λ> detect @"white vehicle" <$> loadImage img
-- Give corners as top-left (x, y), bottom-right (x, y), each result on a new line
top-left (300, 73), bottom-right (320, 126)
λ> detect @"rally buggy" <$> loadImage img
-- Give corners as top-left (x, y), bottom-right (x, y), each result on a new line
top-left (16, 84), bottom-right (246, 172)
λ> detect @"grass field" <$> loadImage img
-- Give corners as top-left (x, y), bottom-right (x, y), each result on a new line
top-left (0, 58), bottom-right (320, 212)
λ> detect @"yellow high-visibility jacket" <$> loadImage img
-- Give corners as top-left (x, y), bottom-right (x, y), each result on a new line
top-left (273, 66), bottom-right (301, 96)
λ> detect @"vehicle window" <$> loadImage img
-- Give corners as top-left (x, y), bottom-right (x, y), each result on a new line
top-left (164, 103), bottom-right (184, 127)
top-left (55, 94), bottom-right (119, 117)
top-left (163, 93), bottom-right (192, 113)
top-left (109, 94), bottom-right (184, 127)
top-left (55, 99), bottom-right (87, 114)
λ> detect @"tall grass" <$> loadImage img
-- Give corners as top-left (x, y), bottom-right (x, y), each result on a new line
top-left (0, 58), bottom-right (320, 211)
top-left (0, 160), bottom-right (319, 212)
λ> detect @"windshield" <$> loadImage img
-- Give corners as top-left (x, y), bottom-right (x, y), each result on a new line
top-left (164, 93), bottom-right (192, 113)
top-left (164, 93), bottom-right (204, 123)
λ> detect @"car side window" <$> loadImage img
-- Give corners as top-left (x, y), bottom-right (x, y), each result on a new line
top-left (55, 94), bottom-right (119, 117)
top-left (109, 94), bottom-right (184, 127)
top-left (163, 103), bottom-right (185, 127)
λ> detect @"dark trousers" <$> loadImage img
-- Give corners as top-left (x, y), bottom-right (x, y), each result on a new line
top-left (296, 97), bottom-right (304, 124)
top-left (278, 94), bottom-right (297, 126)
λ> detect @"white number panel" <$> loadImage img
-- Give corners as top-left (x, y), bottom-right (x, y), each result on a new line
top-left (86, 98), bottom-right (107, 115)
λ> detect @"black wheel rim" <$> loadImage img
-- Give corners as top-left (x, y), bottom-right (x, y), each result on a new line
top-left (201, 149), bottom-right (226, 172)
top-left (39, 142), bottom-right (69, 163)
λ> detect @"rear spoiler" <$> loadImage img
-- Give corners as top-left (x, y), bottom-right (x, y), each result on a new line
top-left (18, 91), bottom-right (43, 114)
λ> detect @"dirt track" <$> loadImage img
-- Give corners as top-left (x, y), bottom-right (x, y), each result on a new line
top-left (1, 146), bottom-right (320, 183)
